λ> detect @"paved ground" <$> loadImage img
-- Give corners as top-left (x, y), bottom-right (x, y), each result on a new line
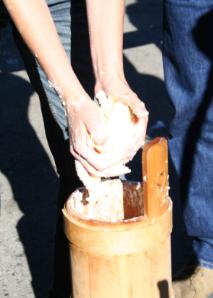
top-left (0, 1), bottom-right (175, 297)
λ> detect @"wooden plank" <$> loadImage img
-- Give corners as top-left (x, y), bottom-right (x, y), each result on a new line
top-left (142, 137), bottom-right (169, 218)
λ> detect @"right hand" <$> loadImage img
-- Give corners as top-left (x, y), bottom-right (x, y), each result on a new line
top-left (66, 96), bottom-right (131, 178)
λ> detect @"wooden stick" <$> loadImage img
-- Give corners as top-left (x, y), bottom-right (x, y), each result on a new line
top-left (142, 137), bottom-right (169, 218)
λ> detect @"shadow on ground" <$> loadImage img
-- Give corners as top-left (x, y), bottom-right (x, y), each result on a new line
top-left (0, 72), bottom-right (59, 297)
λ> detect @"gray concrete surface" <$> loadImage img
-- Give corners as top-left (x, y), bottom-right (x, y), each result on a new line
top-left (0, 1), bottom-right (174, 297)
top-left (0, 24), bottom-right (58, 298)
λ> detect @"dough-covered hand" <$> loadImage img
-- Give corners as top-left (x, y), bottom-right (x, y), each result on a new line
top-left (109, 93), bottom-right (148, 159)
top-left (66, 96), bottom-right (107, 169)
top-left (66, 96), bottom-right (130, 174)
top-left (95, 77), bottom-right (149, 163)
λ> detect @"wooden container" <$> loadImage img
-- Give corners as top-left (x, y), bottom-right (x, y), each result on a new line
top-left (62, 138), bottom-right (173, 298)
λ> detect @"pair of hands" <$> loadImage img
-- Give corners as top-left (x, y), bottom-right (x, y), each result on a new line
top-left (65, 77), bottom-right (149, 179)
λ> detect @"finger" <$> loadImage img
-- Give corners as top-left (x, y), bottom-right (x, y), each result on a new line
top-left (75, 160), bottom-right (101, 190)
top-left (70, 118), bottom-right (135, 171)
top-left (71, 138), bottom-right (122, 172)
top-left (83, 102), bottom-right (107, 146)
top-left (125, 97), bottom-right (149, 119)
top-left (110, 94), bottom-right (149, 119)
top-left (99, 165), bottom-right (131, 178)
top-left (71, 141), bottom-right (132, 177)
top-left (134, 103), bottom-right (148, 119)
top-left (71, 145), bottom-right (104, 175)
top-left (70, 123), bottom-right (105, 164)
top-left (75, 152), bottom-right (131, 179)
top-left (86, 130), bottom-right (104, 154)
top-left (132, 118), bottom-right (148, 151)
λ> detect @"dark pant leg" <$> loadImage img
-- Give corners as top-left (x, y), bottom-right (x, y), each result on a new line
top-left (163, 0), bottom-right (213, 268)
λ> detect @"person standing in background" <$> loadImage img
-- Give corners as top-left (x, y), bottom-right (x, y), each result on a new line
top-left (163, 1), bottom-right (213, 297)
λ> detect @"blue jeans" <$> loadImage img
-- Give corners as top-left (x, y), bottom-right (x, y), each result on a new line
top-left (37, 0), bottom-right (71, 140)
top-left (37, 0), bottom-right (93, 141)
top-left (13, 1), bottom-right (87, 297)
top-left (163, 0), bottom-right (213, 268)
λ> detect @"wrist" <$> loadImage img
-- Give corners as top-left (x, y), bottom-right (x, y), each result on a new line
top-left (57, 77), bottom-right (89, 107)
top-left (46, 66), bottom-right (89, 107)
top-left (65, 94), bottom-right (90, 110)
top-left (91, 45), bottom-right (124, 83)
top-left (95, 72), bottom-right (127, 94)
top-left (94, 63), bottom-right (125, 82)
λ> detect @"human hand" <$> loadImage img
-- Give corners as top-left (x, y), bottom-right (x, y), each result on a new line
top-left (65, 95), bottom-right (105, 167)
top-left (95, 76), bottom-right (149, 162)
top-left (65, 96), bottom-right (131, 177)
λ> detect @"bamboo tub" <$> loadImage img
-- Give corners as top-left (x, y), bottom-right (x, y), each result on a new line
top-left (63, 138), bottom-right (173, 298)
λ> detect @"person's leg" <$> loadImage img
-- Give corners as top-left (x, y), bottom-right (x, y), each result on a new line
top-left (13, 1), bottom-right (83, 297)
top-left (163, 0), bottom-right (213, 295)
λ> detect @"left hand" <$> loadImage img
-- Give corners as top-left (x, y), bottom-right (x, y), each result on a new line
top-left (95, 75), bottom-right (149, 161)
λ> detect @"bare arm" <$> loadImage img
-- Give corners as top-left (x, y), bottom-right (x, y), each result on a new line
top-left (85, 0), bottom-right (149, 163)
top-left (86, 0), bottom-right (148, 118)
top-left (86, 0), bottom-right (125, 83)
top-left (3, 0), bottom-right (108, 172)
top-left (4, 0), bottom-right (148, 178)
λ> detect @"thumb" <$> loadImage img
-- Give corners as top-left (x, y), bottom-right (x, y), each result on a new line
top-left (133, 103), bottom-right (149, 119)
top-left (111, 94), bottom-right (149, 119)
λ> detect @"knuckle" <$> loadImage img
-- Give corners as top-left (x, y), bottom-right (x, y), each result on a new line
top-left (74, 141), bottom-right (84, 155)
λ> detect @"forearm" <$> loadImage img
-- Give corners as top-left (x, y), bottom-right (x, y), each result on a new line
top-left (86, 0), bottom-right (125, 82)
top-left (3, 0), bottom-right (86, 103)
